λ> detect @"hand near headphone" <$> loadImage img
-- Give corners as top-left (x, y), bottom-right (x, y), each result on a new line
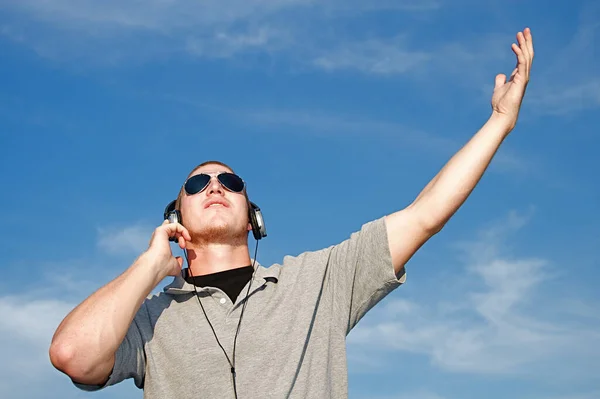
top-left (146, 220), bottom-right (192, 277)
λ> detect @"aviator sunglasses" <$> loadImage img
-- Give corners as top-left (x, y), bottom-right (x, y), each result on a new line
top-left (184, 172), bottom-right (245, 195)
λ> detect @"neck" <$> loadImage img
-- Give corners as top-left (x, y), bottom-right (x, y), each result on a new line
top-left (186, 242), bottom-right (252, 276)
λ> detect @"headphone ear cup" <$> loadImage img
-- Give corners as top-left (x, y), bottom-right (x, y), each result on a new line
top-left (248, 201), bottom-right (267, 240)
top-left (167, 210), bottom-right (182, 225)
top-left (164, 199), bottom-right (181, 242)
top-left (164, 200), bottom-right (177, 221)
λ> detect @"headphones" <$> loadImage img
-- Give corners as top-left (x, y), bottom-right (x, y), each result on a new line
top-left (163, 198), bottom-right (267, 241)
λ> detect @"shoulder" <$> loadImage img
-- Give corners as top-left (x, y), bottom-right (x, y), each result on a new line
top-left (283, 216), bottom-right (388, 260)
top-left (135, 291), bottom-right (179, 324)
top-left (276, 216), bottom-right (388, 274)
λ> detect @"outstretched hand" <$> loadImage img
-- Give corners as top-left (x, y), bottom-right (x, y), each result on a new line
top-left (491, 27), bottom-right (534, 131)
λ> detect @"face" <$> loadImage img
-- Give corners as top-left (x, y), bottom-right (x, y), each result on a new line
top-left (179, 164), bottom-right (251, 245)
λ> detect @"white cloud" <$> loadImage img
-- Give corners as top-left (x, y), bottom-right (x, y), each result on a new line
top-left (0, 294), bottom-right (139, 399)
top-left (348, 211), bottom-right (600, 380)
top-left (1, 0), bottom-right (438, 30)
top-left (97, 224), bottom-right (153, 256)
top-left (242, 106), bottom-right (466, 157)
top-left (312, 36), bottom-right (432, 75)
top-left (0, 296), bottom-right (73, 346)
top-left (0, 0), bottom-right (442, 66)
top-left (538, 393), bottom-right (600, 399)
top-left (0, 296), bottom-right (75, 397)
top-left (1, 0), bottom-right (599, 120)
top-left (527, 4), bottom-right (600, 116)
top-left (185, 26), bottom-right (287, 59)
top-left (355, 391), bottom-right (449, 399)
top-left (1, 0), bottom-right (307, 30)
top-left (529, 78), bottom-right (600, 116)
top-left (233, 106), bottom-right (535, 176)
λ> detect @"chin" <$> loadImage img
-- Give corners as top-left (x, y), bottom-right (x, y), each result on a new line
top-left (194, 224), bottom-right (246, 245)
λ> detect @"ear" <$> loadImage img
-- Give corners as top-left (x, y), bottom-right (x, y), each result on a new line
top-left (247, 222), bottom-right (252, 232)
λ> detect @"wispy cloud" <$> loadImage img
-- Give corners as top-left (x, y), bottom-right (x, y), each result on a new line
top-left (0, 291), bottom-right (138, 399)
top-left (348, 210), bottom-right (600, 381)
top-left (0, 296), bottom-right (72, 351)
top-left (2, 0), bottom-right (598, 120)
top-left (312, 36), bottom-right (433, 75)
top-left (142, 91), bottom-right (534, 176)
top-left (355, 391), bottom-right (449, 399)
top-left (97, 224), bottom-right (153, 256)
top-left (529, 78), bottom-right (600, 116)
top-left (4, 0), bottom-right (598, 120)
top-left (530, 393), bottom-right (600, 399)
top-left (0, 254), bottom-right (148, 398)
top-left (185, 26), bottom-right (288, 59)
top-left (239, 107), bottom-right (449, 145)
top-left (0, 295), bottom-right (75, 397)
top-left (1, 0), bottom-right (439, 30)
top-left (0, 0), bottom-right (439, 64)
top-left (235, 107), bottom-right (534, 176)
top-left (527, 3), bottom-right (600, 116)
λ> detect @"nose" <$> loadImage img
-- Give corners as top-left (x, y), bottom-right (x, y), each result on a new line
top-left (206, 175), bottom-right (224, 195)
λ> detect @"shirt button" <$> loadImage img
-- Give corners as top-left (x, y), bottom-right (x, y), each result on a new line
top-left (219, 298), bottom-right (226, 304)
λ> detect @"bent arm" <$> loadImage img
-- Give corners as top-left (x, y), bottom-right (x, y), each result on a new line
top-left (49, 252), bottom-right (165, 385)
top-left (385, 112), bottom-right (513, 273)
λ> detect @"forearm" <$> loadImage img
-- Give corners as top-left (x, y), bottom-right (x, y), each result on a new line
top-left (412, 112), bottom-right (512, 231)
top-left (49, 252), bottom-right (165, 383)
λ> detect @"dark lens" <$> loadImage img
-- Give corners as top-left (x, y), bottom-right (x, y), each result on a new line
top-left (218, 173), bottom-right (245, 192)
top-left (184, 174), bottom-right (211, 195)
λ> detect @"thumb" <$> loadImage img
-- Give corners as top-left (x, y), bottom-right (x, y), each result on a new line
top-left (176, 256), bottom-right (184, 268)
top-left (495, 74), bottom-right (506, 89)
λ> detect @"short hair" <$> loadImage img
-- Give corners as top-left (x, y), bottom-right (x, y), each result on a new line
top-left (174, 160), bottom-right (236, 210)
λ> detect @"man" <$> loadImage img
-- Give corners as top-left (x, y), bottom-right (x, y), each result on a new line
top-left (49, 28), bottom-right (534, 398)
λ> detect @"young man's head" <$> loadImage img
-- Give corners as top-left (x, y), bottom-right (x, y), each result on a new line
top-left (176, 161), bottom-right (251, 246)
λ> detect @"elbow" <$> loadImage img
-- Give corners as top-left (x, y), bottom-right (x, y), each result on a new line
top-left (409, 201), bottom-right (447, 237)
top-left (426, 220), bottom-right (445, 235)
top-left (49, 339), bottom-right (78, 377)
top-left (418, 213), bottom-right (446, 236)
top-left (49, 339), bottom-right (96, 383)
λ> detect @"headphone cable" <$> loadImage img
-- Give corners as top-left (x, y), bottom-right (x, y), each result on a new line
top-left (184, 239), bottom-right (259, 399)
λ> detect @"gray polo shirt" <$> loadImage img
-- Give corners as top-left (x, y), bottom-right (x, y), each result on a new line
top-left (75, 216), bottom-right (406, 398)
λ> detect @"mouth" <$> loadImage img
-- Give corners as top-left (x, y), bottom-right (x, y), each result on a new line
top-left (204, 200), bottom-right (229, 209)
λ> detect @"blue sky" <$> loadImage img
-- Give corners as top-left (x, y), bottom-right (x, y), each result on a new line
top-left (1, 0), bottom-right (599, 398)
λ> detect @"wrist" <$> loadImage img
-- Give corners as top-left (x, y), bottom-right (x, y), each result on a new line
top-left (134, 250), bottom-right (170, 286)
top-left (489, 111), bottom-right (517, 136)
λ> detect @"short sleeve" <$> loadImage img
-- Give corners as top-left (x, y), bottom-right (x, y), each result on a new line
top-left (327, 217), bottom-right (406, 333)
top-left (73, 304), bottom-right (148, 391)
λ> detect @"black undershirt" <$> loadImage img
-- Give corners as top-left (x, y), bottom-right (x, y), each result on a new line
top-left (184, 266), bottom-right (254, 303)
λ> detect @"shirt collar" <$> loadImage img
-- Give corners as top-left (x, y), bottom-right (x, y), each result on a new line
top-left (163, 260), bottom-right (280, 295)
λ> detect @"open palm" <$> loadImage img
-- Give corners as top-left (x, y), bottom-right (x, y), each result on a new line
top-left (491, 28), bottom-right (534, 130)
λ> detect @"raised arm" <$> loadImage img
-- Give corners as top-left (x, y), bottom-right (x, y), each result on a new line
top-left (385, 28), bottom-right (534, 274)
top-left (49, 220), bottom-right (190, 385)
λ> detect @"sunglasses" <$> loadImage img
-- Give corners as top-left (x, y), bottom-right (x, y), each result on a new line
top-left (184, 172), bottom-right (245, 195)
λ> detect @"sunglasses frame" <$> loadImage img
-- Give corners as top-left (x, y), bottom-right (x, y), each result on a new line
top-left (183, 171), bottom-right (246, 196)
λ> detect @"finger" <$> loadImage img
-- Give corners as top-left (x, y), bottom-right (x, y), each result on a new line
top-left (164, 222), bottom-right (187, 238)
top-left (176, 256), bottom-right (184, 268)
top-left (524, 27), bottom-right (534, 60)
top-left (178, 235), bottom-right (187, 249)
top-left (509, 67), bottom-right (518, 82)
top-left (511, 43), bottom-right (527, 79)
top-left (181, 226), bottom-right (191, 241)
top-left (159, 222), bottom-right (192, 246)
top-left (516, 32), bottom-right (530, 73)
top-left (495, 73), bottom-right (506, 89)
